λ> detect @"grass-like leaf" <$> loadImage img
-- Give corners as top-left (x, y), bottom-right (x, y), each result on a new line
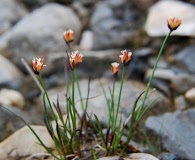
top-left (3, 107), bottom-right (60, 160)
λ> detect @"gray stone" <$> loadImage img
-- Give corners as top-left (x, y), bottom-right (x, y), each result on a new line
top-left (126, 57), bottom-right (147, 80)
top-left (145, 68), bottom-right (175, 81)
top-left (0, 3), bottom-right (82, 68)
top-left (90, 2), bottom-right (114, 31)
top-left (75, 0), bottom-right (96, 6)
top-left (145, 108), bottom-right (195, 159)
top-left (134, 48), bottom-right (153, 57)
top-left (44, 49), bottom-right (120, 78)
top-left (0, 89), bottom-right (25, 109)
top-left (89, 0), bottom-right (138, 50)
top-left (170, 74), bottom-right (195, 94)
top-left (175, 95), bottom-right (188, 110)
top-left (174, 46), bottom-right (195, 73)
top-left (92, 29), bottom-right (134, 50)
top-left (80, 30), bottom-right (94, 50)
top-left (147, 78), bottom-right (171, 97)
top-left (158, 152), bottom-right (178, 160)
top-left (0, 54), bottom-right (23, 89)
top-left (148, 57), bottom-right (169, 69)
top-left (106, 0), bottom-right (126, 7)
top-left (0, 0), bottom-right (27, 35)
top-left (145, 1), bottom-right (195, 37)
top-left (72, 1), bottom-right (90, 28)
top-left (0, 125), bottom-right (53, 159)
top-left (0, 106), bottom-right (42, 142)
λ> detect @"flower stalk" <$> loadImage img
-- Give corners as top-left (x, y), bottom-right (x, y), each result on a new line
top-left (136, 30), bottom-right (171, 121)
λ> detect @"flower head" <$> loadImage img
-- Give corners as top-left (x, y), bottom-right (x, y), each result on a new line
top-left (69, 50), bottom-right (83, 71)
top-left (32, 57), bottom-right (46, 75)
top-left (167, 16), bottom-right (181, 31)
top-left (63, 29), bottom-right (74, 43)
top-left (119, 50), bottom-right (132, 66)
top-left (111, 62), bottom-right (119, 78)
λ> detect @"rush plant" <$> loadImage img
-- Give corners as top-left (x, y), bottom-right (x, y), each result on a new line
top-left (4, 16), bottom-right (181, 159)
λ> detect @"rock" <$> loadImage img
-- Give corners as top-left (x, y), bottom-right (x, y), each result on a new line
top-left (145, 108), bottom-right (195, 159)
top-left (148, 57), bottom-right (169, 69)
top-left (80, 30), bottom-right (94, 50)
top-left (174, 95), bottom-right (188, 110)
top-left (73, 0), bottom-right (95, 7)
top-left (0, 106), bottom-right (43, 142)
top-left (90, 2), bottom-right (114, 31)
top-left (158, 152), bottom-right (178, 160)
top-left (146, 78), bottom-right (171, 97)
top-left (128, 153), bottom-right (159, 160)
top-left (0, 89), bottom-right (25, 109)
top-left (185, 87), bottom-right (195, 104)
top-left (44, 49), bottom-right (120, 79)
top-left (0, 3), bottom-right (82, 69)
top-left (126, 50), bottom-right (152, 80)
top-left (97, 153), bottom-right (159, 160)
top-left (0, 54), bottom-right (23, 89)
top-left (26, 154), bottom-right (54, 160)
top-left (173, 46), bottom-right (195, 73)
top-left (145, 68), bottom-right (175, 81)
top-left (126, 56), bottom-right (147, 80)
top-left (72, 1), bottom-right (90, 28)
top-left (145, 1), bottom-right (195, 37)
top-left (106, 0), bottom-right (127, 7)
top-left (89, 1), bottom-right (139, 50)
top-left (0, 0), bottom-right (27, 35)
top-left (145, 68), bottom-right (189, 96)
top-left (92, 27), bottom-right (137, 50)
top-left (170, 74), bottom-right (195, 94)
top-left (134, 48), bottom-right (153, 58)
top-left (0, 125), bottom-right (54, 160)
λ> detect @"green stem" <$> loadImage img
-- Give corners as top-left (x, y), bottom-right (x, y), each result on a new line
top-left (113, 66), bottom-right (125, 130)
top-left (74, 70), bottom-right (84, 111)
top-left (39, 75), bottom-right (57, 122)
top-left (71, 69), bottom-right (76, 131)
top-left (111, 78), bottom-right (116, 129)
top-left (99, 80), bottom-right (111, 128)
top-left (136, 30), bottom-right (172, 120)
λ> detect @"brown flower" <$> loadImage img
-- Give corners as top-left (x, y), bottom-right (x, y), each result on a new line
top-left (167, 16), bottom-right (181, 31)
top-left (32, 57), bottom-right (46, 75)
top-left (63, 29), bottom-right (74, 43)
top-left (69, 50), bottom-right (83, 71)
top-left (119, 50), bottom-right (132, 66)
top-left (111, 62), bottom-right (119, 78)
